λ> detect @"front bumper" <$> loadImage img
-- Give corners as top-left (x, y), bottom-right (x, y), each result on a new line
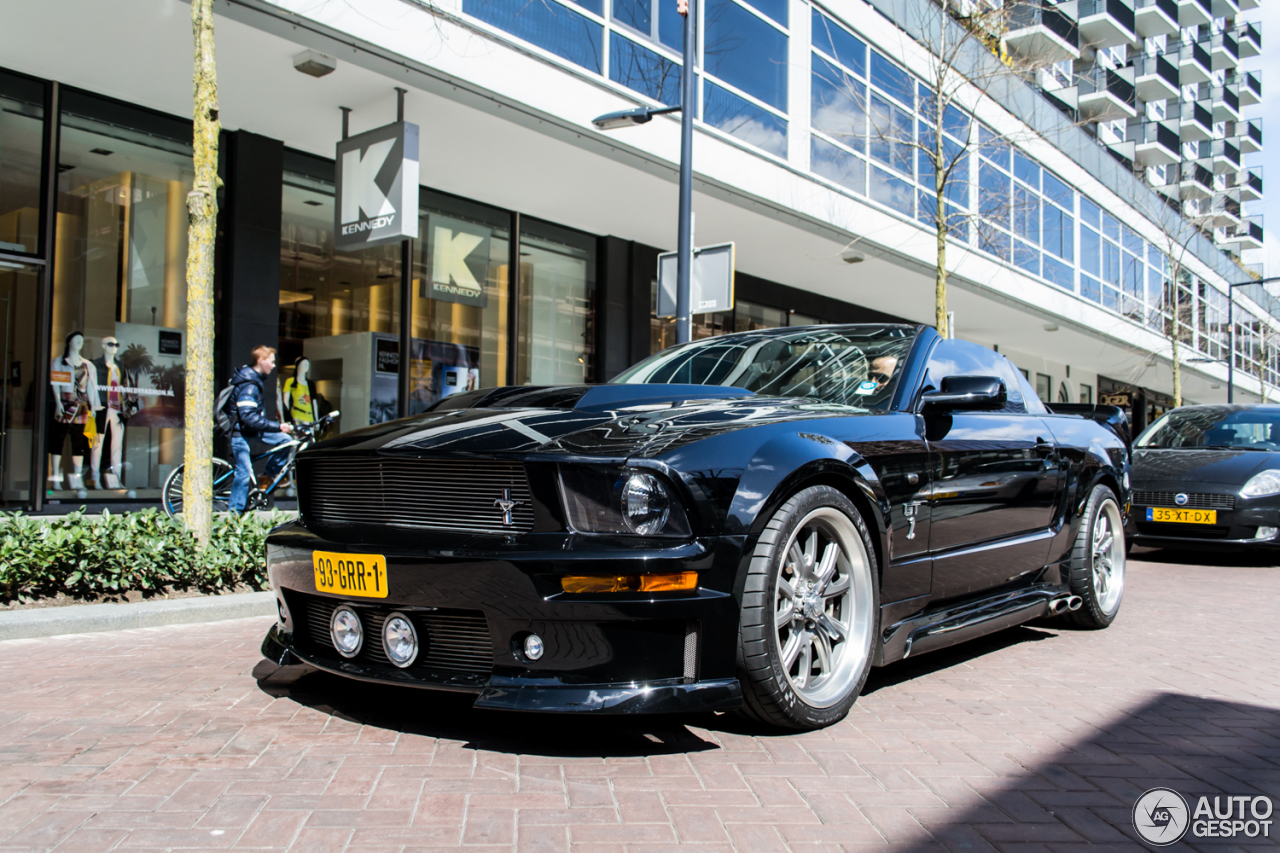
top-left (1127, 488), bottom-right (1280, 551)
top-left (262, 520), bottom-right (747, 714)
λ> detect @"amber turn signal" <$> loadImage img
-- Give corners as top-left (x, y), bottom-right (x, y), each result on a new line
top-left (560, 572), bottom-right (698, 593)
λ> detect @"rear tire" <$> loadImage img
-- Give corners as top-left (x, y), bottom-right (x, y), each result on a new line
top-left (737, 486), bottom-right (879, 730)
top-left (1062, 484), bottom-right (1125, 629)
top-left (161, 458), bottom-right (235, 519)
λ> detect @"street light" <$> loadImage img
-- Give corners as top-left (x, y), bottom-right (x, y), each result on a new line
top-left (1226, 275), bottom-right (1280, 403)
top-left (592, 0), bottom-right (697, 343)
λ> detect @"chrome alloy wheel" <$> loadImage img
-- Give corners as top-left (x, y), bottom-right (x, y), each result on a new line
top-left (1091, 497), bottom-right (1125, 616)
top-left (773, 508), bottom-right (875, 708)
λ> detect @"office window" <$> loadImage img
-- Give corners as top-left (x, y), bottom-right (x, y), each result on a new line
top-left (465, 0), bottom-right (604, 73)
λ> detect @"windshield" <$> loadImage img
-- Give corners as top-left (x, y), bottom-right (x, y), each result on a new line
top-left (1137, 407), bottom-right (1280, 450)
top-left (611, 325), bottom-right (919, 409)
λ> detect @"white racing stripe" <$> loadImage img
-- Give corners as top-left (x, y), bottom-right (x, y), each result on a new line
top-left (381, 410), bottom-right (560, 448)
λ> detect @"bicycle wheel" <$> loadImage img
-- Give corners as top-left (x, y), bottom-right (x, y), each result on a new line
top-left (162, 458), bottom-right (236, 518)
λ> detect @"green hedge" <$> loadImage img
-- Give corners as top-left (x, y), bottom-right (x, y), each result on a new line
top-left (0, 510), bottom-right (290, 603)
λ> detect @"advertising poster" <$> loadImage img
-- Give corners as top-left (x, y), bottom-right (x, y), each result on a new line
top-left (113, 321), bottom-right (185, 428)
top-left (367, 335), bottom-right (483, 422)
top-left (423, 214), bottom-right (490, 308)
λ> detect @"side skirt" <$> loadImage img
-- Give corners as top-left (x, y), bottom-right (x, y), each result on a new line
top-left (877, 583), bottom-right (1067, 665)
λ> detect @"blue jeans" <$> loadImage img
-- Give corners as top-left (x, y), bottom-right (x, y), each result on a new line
top-left (229, 431), bottom-right (291, 513)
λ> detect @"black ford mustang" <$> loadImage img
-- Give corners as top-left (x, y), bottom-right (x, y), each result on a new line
top-left (262, 324), bottom-right (1130, 730)
top-left (1129, 404), bottom-right (1280, 551)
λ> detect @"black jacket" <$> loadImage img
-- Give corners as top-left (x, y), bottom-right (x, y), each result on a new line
top-left (230, 365), bottom-right (280, 438)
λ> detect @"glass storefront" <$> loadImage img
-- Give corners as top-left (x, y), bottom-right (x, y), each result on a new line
top-left (650, 297), bottom-right (825, 353)
top-left (0, 71), bottom-right (44, 256)
top-left (0, 260), bottom-right (38, 506)
top-left (48, 92), bottom-right (192, 499)
top-left (280, 155), bottom-right (595, 437)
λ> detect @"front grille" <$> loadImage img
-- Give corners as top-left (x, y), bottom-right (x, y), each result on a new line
top-left (1136, 522), bottom-right (1234, 540)
top-left (295, 592), bottom-right (494, 677)
top-left (299, 457), bottom-right (535, 533)
top-left (1132, 490), bottom-right (1235, 510)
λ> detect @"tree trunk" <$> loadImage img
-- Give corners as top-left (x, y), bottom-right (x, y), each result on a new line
top-left (1171, 333), bottom-right (1181, 408)
top-left (183, 0), bottom-right (220, 545)
top-left (934, 113), bottom-right (948, 339)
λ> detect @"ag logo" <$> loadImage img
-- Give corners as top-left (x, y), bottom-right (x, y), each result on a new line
top-left (1174, 493), bottom-right (1189, 506)
top-left (1133, 787), bottom-right (1190, 845)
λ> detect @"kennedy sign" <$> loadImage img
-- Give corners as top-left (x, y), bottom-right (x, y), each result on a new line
top-left (335, 121), bottom-right (419, 250)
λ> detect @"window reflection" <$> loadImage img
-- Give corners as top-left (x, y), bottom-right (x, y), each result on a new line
top-left (0, 71), bottom-right (43, 256)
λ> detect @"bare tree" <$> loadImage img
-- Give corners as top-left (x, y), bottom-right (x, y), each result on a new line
top-left (183, 0), bottom-right (220, 544)
top-left (813, 0), bottom-right (1067, 338)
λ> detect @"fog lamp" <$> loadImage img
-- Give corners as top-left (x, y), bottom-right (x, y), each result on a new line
top-left (330, 606), bottom-right (363, 658)
top-left (523, 634), bottom-right (545, 661)
top-left (561, 572), bottom-right (698, 593)
top-left (1256, 526), bottom-right (1278, 540)
top-left (382, 612), bottom-right (418, 668)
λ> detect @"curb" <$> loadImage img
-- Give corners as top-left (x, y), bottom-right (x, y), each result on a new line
top-left (0, 592), bottom-right (276, 641)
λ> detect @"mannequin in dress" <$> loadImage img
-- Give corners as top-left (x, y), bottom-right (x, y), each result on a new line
top-left (90, 335), bottom-right (127, 489)
top-left (49, 331), bottom-right (100, 491)
top-left (282, 357), bottom-right (317, 424)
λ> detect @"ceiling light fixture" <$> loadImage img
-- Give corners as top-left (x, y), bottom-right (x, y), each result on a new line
top-left (293, 50), bottom-right (337, 78)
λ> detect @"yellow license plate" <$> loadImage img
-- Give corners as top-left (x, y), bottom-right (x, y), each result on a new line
top-left (313, 551), bottom-right (388, 598)
top-left (1146, 507), bottom-right (1217, 524)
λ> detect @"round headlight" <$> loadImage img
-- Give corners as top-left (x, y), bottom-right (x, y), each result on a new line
top-left (382, 613), bottom-right (418, 668)
top-left (1241, 469), bottom-right (1280, 498)
top-left (622, 472), bottom-right (671, 535)
top-left (330, 606), bottom-right (363, 658)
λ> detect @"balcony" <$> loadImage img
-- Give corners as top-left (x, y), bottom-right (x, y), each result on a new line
top-left (1238, 0), bottom-right (1258, 9)
top-left (1078, 67), bottom-right (1137, 120)
top-left (1177, 0), bottom-right (1211, 28)
top-left (1207, 194), bottom-right (1242, 228)
top-left (1236, 71), bottom-right (1261, 107)
top-left (1178, 162), bottom-right (1215, 199)
top-left (1131, 119), bottom-right (1182, 165)
top-left (1177, 40), bottom-right (1213, 86)
top-left (1132, 53), bottom-right (1180, 102)
top-left (1197, 83), bottom-right (1240, 122)
top-left (1078, 0), bottom-right (1137, 48)
top-left (1210, 0), bottom-right (1239, 17)
top-left (1227, 168), bottom-right (1263, 202)
top-left (1174, 100), bottom-right (1215, 141)
top-left (1135, 0), bottom-right (1179, 37)
top-left (1204, 138), bottom-right (1241, 173)
top-left (1006, 1), bottom-right (1080, 62)
top-left (1238, 119), bottom-right (1263, 154)
top-left (1235, 22), bottom-right (1261, 58)
top-left (1201, 31), bottom-right (1239, 72)
top-left (1222, 218), bottom-right (1264, 252)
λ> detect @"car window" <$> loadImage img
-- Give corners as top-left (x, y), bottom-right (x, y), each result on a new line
top-left (920, 340), bottom-right (1026, 413)
top-left (613, 326), bottom-right (919, 410)
top-left (1137, 407), bottom-right (1280, 449)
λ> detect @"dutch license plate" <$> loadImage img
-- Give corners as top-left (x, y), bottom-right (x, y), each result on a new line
top-left (313, 551), bottom-right (388, 598)
top-left (1146, 507), bottom-right (1217, 524)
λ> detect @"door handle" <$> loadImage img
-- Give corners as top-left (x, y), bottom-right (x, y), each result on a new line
top-left (1034, 438), bottom-right (1055, 456)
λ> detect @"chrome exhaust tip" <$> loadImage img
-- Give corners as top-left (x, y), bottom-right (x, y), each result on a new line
top-left (1048, 598), bottom-right (1068, 615)
top-left (1066, 595), bottom-right (1083, 611)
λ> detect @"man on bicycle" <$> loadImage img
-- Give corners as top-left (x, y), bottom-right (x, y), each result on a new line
top-left (229, 345), bottom-right (293, 513)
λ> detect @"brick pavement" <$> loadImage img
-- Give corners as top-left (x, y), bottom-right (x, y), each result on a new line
top-left (0, 555), bottom-right (1277, 853)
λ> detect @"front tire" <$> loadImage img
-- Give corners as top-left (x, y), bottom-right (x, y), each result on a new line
top-left (737, 486), bottom-right (879, 730)
top-left (1062, 484), bottom-right (1126, 629)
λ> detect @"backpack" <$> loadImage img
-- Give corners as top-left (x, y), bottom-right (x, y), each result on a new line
top-left (214, 380), bottom-right (237, 436)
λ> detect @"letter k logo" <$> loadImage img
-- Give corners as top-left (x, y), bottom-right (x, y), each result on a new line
top-left (341, 139), bottom-right (396, 224)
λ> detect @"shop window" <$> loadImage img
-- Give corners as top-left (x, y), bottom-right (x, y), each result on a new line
top-left (1079, 383), bottom-right (1093, 404)
top-left (0, 261), bottom-right (38, 506)
top-left (518, 218), bottom-right (596, 386)
top-left (1036, 373), bottom-right (1051, 402)
top-left (279, 166), bottom-right (403, 435)
top-left (0, 71), bottom-right (44, 256)
top-left (790, 312), bottom-right (821, 326)
top-left (49, 91), bottom-right (193, 499)
top-left (734, 300), bottom-right (786, 332)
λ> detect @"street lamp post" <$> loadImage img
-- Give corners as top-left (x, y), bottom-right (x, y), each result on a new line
top-left (1226, 276), bottom-right (1280, 404)
top-left (592, 0), bottom-right (698, 343)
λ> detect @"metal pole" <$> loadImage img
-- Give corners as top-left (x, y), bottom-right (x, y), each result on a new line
top-left (675, 0), bottom-right (696, 344)
top-left (1228, 293), bottom-right (1235, 404)
top-left (32, 81), bottom-right (60, 511)
top-left (396, 88), bottom-right (411, 418)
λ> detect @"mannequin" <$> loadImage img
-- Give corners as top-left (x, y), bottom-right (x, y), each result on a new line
top-left (282, 357), bottom-right (317, 424)
top-left (48, 331), bottom-right (100, 491)
top-left (90, 335), bottom-right (127, 489)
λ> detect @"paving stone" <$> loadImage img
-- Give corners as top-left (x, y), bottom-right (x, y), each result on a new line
top-left (0, 559), bottom-right (1274, 852)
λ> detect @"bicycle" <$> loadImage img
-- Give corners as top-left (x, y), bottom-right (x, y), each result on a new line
top-left (161, 411), bottom-right (339, 518)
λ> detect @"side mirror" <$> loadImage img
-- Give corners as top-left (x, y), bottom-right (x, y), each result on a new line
top-left (920, 375), bottom-right (1006, 411)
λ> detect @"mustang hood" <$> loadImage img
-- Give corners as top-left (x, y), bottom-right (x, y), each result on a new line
top-left (1132, 447), bottom-right (1278, 486)
top-left (308, 384), bottom-right (869, 459)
